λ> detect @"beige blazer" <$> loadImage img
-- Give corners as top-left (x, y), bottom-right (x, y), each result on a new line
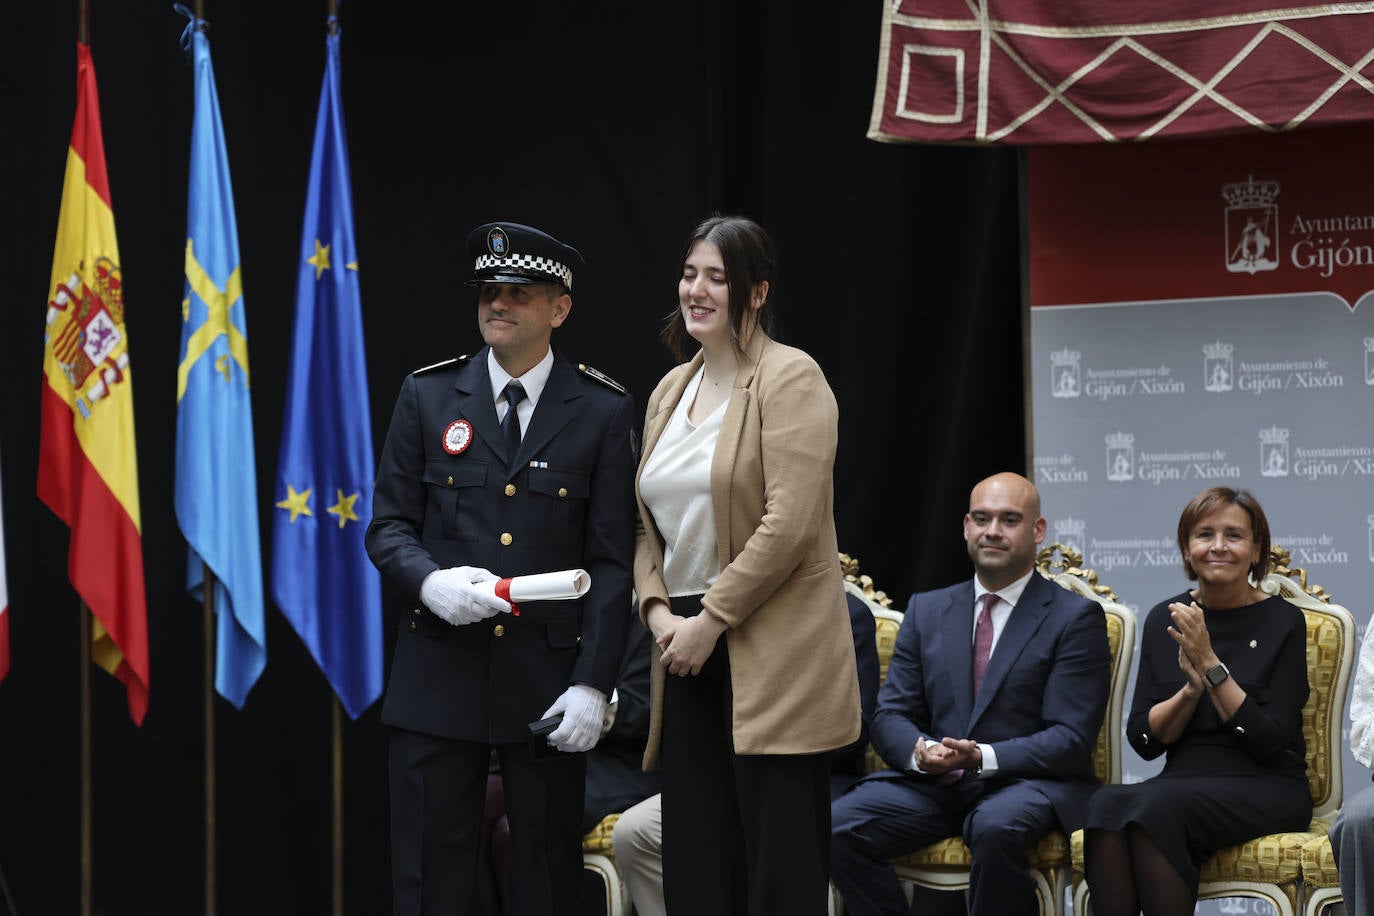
top-left (634, 333), bottom-right (861, 766)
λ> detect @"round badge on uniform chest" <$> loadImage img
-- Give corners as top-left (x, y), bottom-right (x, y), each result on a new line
top-left (443, 419), bottom-right (473, 455)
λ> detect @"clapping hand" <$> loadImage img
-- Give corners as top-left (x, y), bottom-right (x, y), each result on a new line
top-left (1167, 600), bottom-right (1216, 669)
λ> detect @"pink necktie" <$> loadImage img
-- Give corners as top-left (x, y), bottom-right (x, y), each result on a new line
top-left (973, 592), bottom-right (997, 697)
top-left (937, 593), bottom-right (1000, 786)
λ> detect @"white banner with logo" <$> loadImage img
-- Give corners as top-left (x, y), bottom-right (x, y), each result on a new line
top-left (1030, 124), bottom-right (1374, 914)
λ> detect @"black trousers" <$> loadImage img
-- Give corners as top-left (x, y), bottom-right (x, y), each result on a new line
top-left (659, 594), bottom-right (832, 915)
top-left (389, 729), bottom-right (587, 916)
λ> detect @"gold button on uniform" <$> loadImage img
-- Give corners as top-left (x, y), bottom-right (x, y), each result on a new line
top-left (446, 476), bottom-right (454, 486)
top-left (500, 532), bottom-right (513, 546)
top-left (558, 487), bottom-right (568, 498)
top-left (409, 621), bottom-right (418, 631)
top-left (505, 484), bottom-right (516, 496)
top-left (494, 624), bottom-right (505, 637)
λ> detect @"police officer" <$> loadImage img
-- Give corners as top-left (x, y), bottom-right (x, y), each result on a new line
top-left (367, 221), bottom-right (635, 916)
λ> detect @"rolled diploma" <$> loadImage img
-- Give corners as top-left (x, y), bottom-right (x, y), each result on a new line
top-left (487, 569), bottom-right (591, 616)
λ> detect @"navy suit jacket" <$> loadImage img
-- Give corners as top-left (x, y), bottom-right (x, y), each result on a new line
top-left (366, 348), bottom-right (636, 744)
top-left (830, 591), bottom-right (880, 781)
top-left (870, 571), bottom-right (1110, 832)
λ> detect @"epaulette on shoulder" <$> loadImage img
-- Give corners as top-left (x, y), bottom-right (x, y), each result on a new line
top-left (577, 362), bottom-right (627, 394)
top-left (414, 355), bottom-right (470, 376)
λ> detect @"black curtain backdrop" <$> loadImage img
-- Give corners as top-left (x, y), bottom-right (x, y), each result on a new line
top-left (1, 1), bottom-right (1021, 912)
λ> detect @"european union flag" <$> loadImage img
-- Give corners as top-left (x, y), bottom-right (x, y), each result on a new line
top-left (270, 29), bottom-right (383, 719)
top-left (175, 23), bottom-right (266, 708)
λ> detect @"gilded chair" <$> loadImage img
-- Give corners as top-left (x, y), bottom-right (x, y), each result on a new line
top-left (582, 814), bottom-right (627, 916)
top-left (886, 545), bottom-right (1135, 916)
top-left (1069, 547), bottom-right (1356, 916)
top-left (1298, 831), bottom-right (1340, 916)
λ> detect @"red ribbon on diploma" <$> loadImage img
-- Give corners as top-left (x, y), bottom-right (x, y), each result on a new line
top-left (495, 578), bottom-right (519, 616)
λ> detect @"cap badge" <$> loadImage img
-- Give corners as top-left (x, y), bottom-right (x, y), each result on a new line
top-left (487, 227), bottom-right (509, 258)
top-left (443, 419), bottom-right (474, 455)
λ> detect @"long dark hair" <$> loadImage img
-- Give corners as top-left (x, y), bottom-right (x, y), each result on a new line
top-left (660, 214), bottom-right (777, 361)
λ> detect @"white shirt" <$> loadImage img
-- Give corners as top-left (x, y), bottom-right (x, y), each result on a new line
top-left (1351, 616), bottom-right (1374, 767)
top-left (487, 347), bottom-right (554, 437)
top-left (972, 567), bottom-right (1035, 659)
top-left (638, 366), bottom-right (725, 596)
top-left (911, 567), bottom-right (1038, 776)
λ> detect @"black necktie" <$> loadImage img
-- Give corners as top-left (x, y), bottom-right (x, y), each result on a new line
top-left (501, 382), bottom-right (525, 458)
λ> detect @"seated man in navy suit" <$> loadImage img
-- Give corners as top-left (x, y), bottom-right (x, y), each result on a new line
top-left (831, 472), bottom-right (1111, 916)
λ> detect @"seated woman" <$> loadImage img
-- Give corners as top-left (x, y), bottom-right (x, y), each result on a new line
top-left (1084, 486), bottom-right (1312, 916)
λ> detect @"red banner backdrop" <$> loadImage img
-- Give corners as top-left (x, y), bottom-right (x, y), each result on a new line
top-left (1029, 121), bottom-right (1374, 310)
top-left (869, 1), bottom-right (1374, 145)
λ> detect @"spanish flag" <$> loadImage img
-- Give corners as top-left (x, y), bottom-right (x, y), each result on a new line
top-left (38, 43), bottom-right (150, 725)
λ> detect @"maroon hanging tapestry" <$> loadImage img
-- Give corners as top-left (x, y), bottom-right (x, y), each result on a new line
top-left (869, 1), bottom-right (1374, 144)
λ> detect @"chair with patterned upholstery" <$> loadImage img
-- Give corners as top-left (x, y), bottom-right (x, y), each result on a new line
top-left (883, 544), bottom-right (1135, 916)
top-left (1068, 547), bottom-right (1356, 916)
top-left (1298, 831), bottom-right (1341, 916)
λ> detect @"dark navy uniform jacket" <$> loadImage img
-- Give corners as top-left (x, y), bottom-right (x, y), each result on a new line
top-left (366, 347), bottom-right (635, 745)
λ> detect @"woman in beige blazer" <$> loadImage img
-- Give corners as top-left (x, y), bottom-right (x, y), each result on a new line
top-left (634, 215), bottom-right (861, 914)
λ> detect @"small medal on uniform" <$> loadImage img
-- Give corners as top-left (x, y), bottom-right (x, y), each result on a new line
top-left (443, 419), bottom-right (474, 455)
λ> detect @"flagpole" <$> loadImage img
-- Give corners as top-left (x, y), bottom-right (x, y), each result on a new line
top-left (203, 576), bottom-right (217, 916)
top-left (77, 5), bottom-right (93, 912)
top-left (80, 604), bottom-right (92, 916)
top-left (322, 5), bottom-right (345, 910)
top-left (191, 8), bottom-right (215, 909)
top-left (332, 697), bottom-right (344, 916)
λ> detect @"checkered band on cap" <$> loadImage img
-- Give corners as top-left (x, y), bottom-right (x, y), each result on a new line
top-left (474, 253), bottom-right (574, 290)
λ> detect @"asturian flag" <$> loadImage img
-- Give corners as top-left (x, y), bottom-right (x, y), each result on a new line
top-left (174, 18), bottom-right (266, 708)
top-left (271, 27), bottom-right (383, 719)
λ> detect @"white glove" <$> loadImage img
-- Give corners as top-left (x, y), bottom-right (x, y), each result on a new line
top-left (542, 685), bottom-right (608, 753)
top-left (419, 566), bottom-right (511, 625)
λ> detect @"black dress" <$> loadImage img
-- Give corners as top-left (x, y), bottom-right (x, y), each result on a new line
top-left (1085, 592), bottom-right (1313, 891)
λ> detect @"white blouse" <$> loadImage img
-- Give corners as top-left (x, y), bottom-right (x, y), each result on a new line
top-left (639, 366), bottom-right (725, 597)
top-left (1351, 617), bottom-right (1374, 767)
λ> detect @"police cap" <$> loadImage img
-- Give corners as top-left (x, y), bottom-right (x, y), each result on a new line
top-left (465, 222), bottom-right (585, 292)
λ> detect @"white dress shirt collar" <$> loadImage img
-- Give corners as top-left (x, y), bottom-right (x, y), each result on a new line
top-left (973, 566), bottom-right (1035, 611)
top-left (487, 347), bottom-right (554, 409)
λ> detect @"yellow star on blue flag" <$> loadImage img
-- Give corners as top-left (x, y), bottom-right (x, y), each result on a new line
top-left (276, 485), bottom-right (313, 522)
top-left (326, 489), bottom-right (359, 529)
top-left (306, 238), bottom-right (330, 279)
